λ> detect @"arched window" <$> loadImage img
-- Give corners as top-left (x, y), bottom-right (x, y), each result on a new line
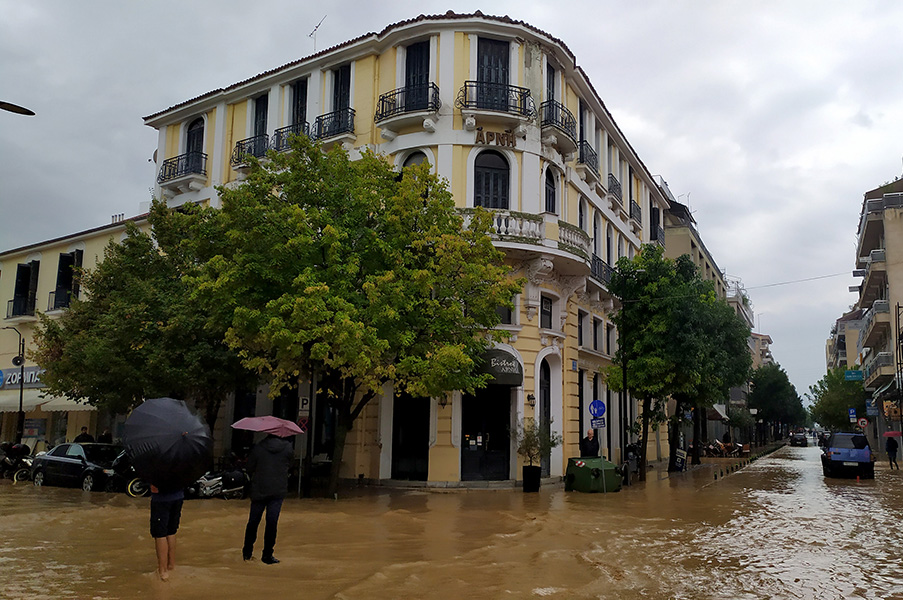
top-left (474, 151), bottom-right (509, 209)
top-left (544, 169), bottom-right (557, 214)
top-left (578, 198), bottom-right (586, 230)
top-left (593, 216), bottom-right (601, 256)
top-left (404, 151), bottom-right (428, 168)
top-left (606, 224), bottom-right (614, 265)
top-left (618, 235), bottom-right (624, 259)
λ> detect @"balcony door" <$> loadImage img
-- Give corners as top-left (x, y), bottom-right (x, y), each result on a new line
top-left (477, 38), bottom-right (509, 110)
top-left (405, 41), bottom-right (429, 111)
top-left (186, 118), bottom-right (204, 173)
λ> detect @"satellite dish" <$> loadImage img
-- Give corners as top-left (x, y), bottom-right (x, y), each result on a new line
top-left (0, 101), bottom-right (35, 116)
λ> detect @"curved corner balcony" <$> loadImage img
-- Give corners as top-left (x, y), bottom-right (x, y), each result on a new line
top-left (455, 81), bottom-right (535, 135)
top-left (540, 100), bottom-right (577, 155)
top-left (374, 83), bottom-right (441, 141)
top-left (157, 151), bottom-right (207, 196)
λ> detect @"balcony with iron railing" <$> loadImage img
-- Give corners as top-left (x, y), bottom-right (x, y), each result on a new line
top-left (539, 100), bottom-right (577, 154)
top-left (857, 193), bottom-right (903, 260)
top-left (859, 248), bottom-right (887, 308)
top-left (157, 151), bottom-right (208, 196)
top-left (630, 199), bottom-right (642, 223)
top-left (590, 254), bottom-right (613, 285)
top-left (575, 141), bottom-right (599, 185)
top-left (271, 122), bottom-right (310, 153)
top-left (374, 83), bottom-right (440, 139)
top-left (47, 290), bottom-right (74, 312)
top-left (455, 81), bottom-right (535, 132)
top-left (231, 134), bottom-right (270, 167)
top-left (313, 107), bottom-right (356, 143)
top-left (652, 226), bottom-right (666, 248)
top-left (860, 299), bottom-right (891, 350)
top-left (6, 297), bottom-right (35, 320)
top-left (607, 173), bottom-right (622, 202)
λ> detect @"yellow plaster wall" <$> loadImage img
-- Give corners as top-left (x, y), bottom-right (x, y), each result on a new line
top-left (225, 101), bottom-right (246, 185)
top-left (428, 400), bottom-right (458, 481)
top-left (453, 32), bottom-right (469, 131)
top-left (353, 56), bottom-right (377, 146)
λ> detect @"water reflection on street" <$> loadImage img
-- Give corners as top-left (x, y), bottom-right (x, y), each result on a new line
top-left (2, 445), bottom-right (902, 599)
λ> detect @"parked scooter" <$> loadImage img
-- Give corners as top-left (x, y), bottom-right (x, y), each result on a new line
top-left (186, 468), bottom-right (249, 499)
top-left (0, 442), bottom-right (33, 482)
top-left (104, 451), bottom-right (150, 497)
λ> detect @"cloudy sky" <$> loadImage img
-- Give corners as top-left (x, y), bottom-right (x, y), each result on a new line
top-left (2, 0), bottom-right (900, 398)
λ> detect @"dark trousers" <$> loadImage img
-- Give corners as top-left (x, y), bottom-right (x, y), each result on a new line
top-left (243, 496), bottom-right (284, 558)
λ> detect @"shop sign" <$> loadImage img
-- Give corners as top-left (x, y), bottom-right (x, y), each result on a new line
top-left (475, 128), bottom-right (517, 148)
top-left (0, 366), bottom-right (44, 390)
top-left (479, 349), bottom-right (523, 386)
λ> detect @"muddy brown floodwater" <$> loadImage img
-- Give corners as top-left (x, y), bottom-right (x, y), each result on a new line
top-left (2, 445), bottom-right (903, 600)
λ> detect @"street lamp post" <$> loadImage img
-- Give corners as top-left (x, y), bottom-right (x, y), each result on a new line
top-left (3, 326), bottom-right (26, 444)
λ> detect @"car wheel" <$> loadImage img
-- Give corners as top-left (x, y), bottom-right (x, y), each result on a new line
top-left (127, 478), bottom-right (150, 498)
top-left (13, 468), bottom-right (30, 483)
top-left (33, 470), bottom-right (45, 487)
top-left (82, 473), bottom-right (95, 492)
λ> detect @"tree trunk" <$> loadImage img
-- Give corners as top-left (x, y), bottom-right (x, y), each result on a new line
top-left (327, 408), bottom-right (351, 499)
top-left (691, 403), bottom-right (702, 465)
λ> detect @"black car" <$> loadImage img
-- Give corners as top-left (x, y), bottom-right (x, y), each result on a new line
top-left (31, 443), bottom-right (123, 491)
top-left (790, 432), bottom-right (809, 447)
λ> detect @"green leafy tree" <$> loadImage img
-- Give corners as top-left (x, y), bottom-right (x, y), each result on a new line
top-left (748, 363), bottom-right (805, 438)
top-left (807, 366), bottom-right (867, 430)
top-left (187, 135), bottom-right (523, 497)
top-left (33, 223), bottom-right (251, 428)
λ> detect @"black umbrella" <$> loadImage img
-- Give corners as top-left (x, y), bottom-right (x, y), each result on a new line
top-left (123, 397), bottom-right (212, 492)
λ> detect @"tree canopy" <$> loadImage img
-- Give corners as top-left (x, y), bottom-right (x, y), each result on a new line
top-left (180, 135), bottom-right (523, 495)
top-left (33, 222), bottom-right (251, 428)
top-left (748, 363), bottom-right (806, 430)
top-left (807, 366), bottom-right (867, 430)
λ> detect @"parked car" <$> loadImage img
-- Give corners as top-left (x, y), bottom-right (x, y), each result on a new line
top-left (790, 432), bottom-right (809, 447)
top-left (821, 432), bottom-right (875, 478)
top-left (31, 443), bottom-right (123, 491)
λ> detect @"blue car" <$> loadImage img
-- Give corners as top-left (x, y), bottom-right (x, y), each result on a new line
top-left (820, 432), bottom-right (875, 478)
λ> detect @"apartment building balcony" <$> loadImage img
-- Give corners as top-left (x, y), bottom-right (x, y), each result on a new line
top-left (857, 193), bottom-right (903, 262)
top-left (313, 108), bottom-right (356, 146)
top-left (629, 199), bottom-right (642, 234)
top-left (6, 298), bottom-right (35, 320)
top-left (575, 141), bottom-right (600, 185)
top-left (271, 122), bottom-right (310, 152)
top-left (858, 248), bottom-right (887, 308)
top-left (860, 299), bottom-right (891, 350)
top-left (374, 83), bottom-right (440, 140)
top-left (157, 151), bottom-right (207, 196)
top-left (539, 100), bottom-right (577, 155)
top-left (455, 81), bottom-right (535, 135)
top-left (590, 254), bottom-right (613, 285)
top-left (47, 290), bottom-right (74, 312)
top-left (863, 351), bottom-right (895, 388)
top-left (652, 225), bottom-right (666, 249)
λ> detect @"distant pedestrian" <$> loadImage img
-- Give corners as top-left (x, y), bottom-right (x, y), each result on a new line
top-left (242, 434), bottom-right (294, 564)
top-left (579, 429), bottom-right (599, 457)
top-left (886, 435), bottom-right (899, 470)
top-left (73, 427), bottom-right (95, 443)
top-left (150, 484), bottom-right (184, 581)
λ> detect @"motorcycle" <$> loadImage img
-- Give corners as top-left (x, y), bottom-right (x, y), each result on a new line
top-left (104, 451), bottom-right (150, 497)
top-left (0, 442), bottom-right (34, 483)
top-left (186, 468), bottom-right (249, 500)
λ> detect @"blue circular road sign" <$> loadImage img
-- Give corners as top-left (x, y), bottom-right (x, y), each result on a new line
top-left (589, 400), bottom-right (606, 418)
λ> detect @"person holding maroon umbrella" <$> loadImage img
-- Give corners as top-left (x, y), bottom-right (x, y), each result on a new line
top-left (233, 416), bottom-right (300, 564)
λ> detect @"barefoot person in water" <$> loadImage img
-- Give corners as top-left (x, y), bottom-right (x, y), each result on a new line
top-left (150, 484), bottom-right (184, 581)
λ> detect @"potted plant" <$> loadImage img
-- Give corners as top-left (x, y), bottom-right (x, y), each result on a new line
top-left (515, 417), bottom-right (562, 492)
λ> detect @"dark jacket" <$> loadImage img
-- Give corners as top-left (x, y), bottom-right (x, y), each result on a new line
top-left (580, 435), bottom-right (600, 458)
top-left (247, 435), bottom-right (294, 500)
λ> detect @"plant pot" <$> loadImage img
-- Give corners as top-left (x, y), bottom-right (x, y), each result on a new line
top-left (522, 465), bottom-right (541, 493)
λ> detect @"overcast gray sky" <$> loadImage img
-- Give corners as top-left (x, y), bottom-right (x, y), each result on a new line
top-left (2, 0), bottom-right (900, 399)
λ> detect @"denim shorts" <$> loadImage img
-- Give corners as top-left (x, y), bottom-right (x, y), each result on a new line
top-left (150, 499), bottom-right (183, 538)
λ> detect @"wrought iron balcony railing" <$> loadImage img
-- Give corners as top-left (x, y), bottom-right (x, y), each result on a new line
top-left (455, 81), bottom-right (536, 118)
top-left (48, 290), bottom-right (73, 311)
top-left (231, 134), bottom-right (270, 166)
top-left (630, 200), bottom-right (642, 223)
top-left (578, 141), bottom-right (598, 175)
top-left (654, 226), bottom-right (665, 248)
top-left (7, 297), bottom-right (35, 319)
top-left (607, 173), bottom-right (622, 202)
top-left (157, 151), bottom-right (207, 184)
top-left (271, 122), bottom-right (310, 152)
top-left (591, 254), bottom-right (613, 285)
top-left (540, 100), bottom-right (577, 141)
top-left (313, 107), bottom-right (356, 140)
top-left (374, 83), bottom-right (440, 122)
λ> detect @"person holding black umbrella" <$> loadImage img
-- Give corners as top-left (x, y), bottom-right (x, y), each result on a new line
top-left (242, 433), bottom-right (294, 564)
top-left (150, 483), bottom-right (183, 581)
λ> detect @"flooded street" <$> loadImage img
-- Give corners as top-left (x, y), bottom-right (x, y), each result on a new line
top-left (2, 445), bottom-right (903, 600)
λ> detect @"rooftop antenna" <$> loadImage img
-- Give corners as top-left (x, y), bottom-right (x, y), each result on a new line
top-left (309, 15), bottom-right (326, 52)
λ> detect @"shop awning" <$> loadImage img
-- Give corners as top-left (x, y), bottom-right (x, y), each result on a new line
top-left (478, 348), bottom-right (523, 386)
top-left (40, 397), bottom-right (96, 412)
top-left (0, 389), bottom-right (51, 412)
top-left (873, 380), bottom-right (898, 401)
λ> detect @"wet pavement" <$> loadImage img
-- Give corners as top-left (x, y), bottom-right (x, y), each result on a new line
top-left (2, 445), bottom-right (902, 600)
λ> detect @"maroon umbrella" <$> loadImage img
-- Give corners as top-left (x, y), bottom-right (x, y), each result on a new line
top-left (232, 415), bottom-right (303, 438)
top-left (883, 431), bottom-right (902, 437)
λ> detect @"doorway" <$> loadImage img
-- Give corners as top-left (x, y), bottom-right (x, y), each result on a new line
top-left (461, 385), bottom-right (512, 481)
top-left (391, 393), bottom-right (429, 481)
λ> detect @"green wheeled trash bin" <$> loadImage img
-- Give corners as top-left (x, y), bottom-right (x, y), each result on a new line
top-left (565, 457), bottom-right (622, 493)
